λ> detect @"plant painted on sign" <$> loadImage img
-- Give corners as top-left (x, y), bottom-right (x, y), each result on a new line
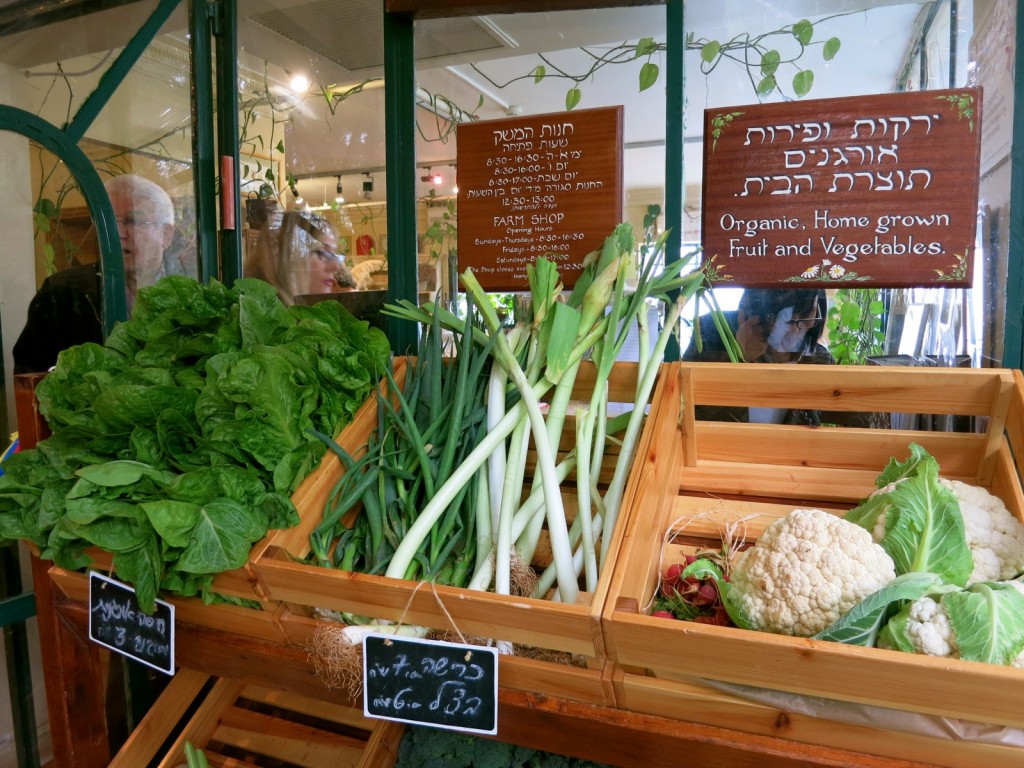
top-left (709, 111), bottom-right (744, 152)
top-left (935, 252), bottom-right (969, 282)
top-left (936, 92), bottom-right (976, 131)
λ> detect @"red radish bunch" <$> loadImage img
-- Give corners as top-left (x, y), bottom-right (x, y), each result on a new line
top-left (653, 552), bottom-right (734, 626)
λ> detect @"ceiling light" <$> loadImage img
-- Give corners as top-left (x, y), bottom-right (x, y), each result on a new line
top-left (335, 177), bottom-right (344, 204)
top-left (289, 73), bottom-right (310, 93)
top-left (362, 174), bottom-right (374, 200)
top-left (432, 172), bottom-right (443, 185)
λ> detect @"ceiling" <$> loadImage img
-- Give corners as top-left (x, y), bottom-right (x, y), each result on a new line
top-left (0, 0), bottom-right (936, 205)
top-left (255, 0), bottom-right (930, 203)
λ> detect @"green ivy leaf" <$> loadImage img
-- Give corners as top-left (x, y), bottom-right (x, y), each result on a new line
top-left (700, 40), bottom-right (721, 63)
top-left (37, 198), bottom-right (58, 218)
top-left (760, 50), bottom-right (780, 77)
top-left (823, 36), bottom-right (842, 61)
top-left (793, 69), bottom-right (814, 97)
top-left (275, 140), bottom-right (285, 154)
top-left (635, 37), bottom-right (658, 57)
top-left (839, 301), bottom-right (862, 325)
top-left (34, 212), bottom-right (51, 233)
top-left (792, 19), bottom-right (813, 46)
top-left (756, 75), bottom-right (777, 97)
top-left (533, 65), bottom-right (545, 83)
top-left (638, 62), bottom-right (660, 92)
top-left (565, 87), bottom-right (582, 111)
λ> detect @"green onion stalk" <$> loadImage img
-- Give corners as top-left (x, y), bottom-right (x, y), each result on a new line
top-left (314, 222), bottom-right (710, 620)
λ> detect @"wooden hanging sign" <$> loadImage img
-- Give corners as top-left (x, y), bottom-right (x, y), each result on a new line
top-left (701, 88), bottom-right (981, 287)
top-left (457, 106), bottom-right (623, 291)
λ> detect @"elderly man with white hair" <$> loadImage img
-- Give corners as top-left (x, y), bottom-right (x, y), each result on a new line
top-left (13, 173), bottom-right (185, 374)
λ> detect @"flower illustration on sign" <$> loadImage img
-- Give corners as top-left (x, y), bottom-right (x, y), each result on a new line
top-left (787, 258), bottom-right (871, 282)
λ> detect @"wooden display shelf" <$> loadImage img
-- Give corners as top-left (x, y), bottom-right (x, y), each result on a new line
top-left (48, 591), bottom-right (942, 768)
top-left (603, 363), bottom-right (1024, 767)
top-left (13, 362), bottom-right (961, 768)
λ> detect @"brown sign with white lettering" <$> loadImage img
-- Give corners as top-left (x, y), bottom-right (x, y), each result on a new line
top-left (701, 88), bottom-right (981, 288)
top-left (457, 107), bottom-right (623, 291)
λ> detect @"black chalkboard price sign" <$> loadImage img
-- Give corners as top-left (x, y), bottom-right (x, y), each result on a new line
top-left (362, 633), bottom-right (498, 735)
top-left (88, 571), bottom-right (175, 675)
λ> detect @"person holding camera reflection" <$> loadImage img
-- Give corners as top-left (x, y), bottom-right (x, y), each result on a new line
top-left (683, 287), bottom-right (832, 425)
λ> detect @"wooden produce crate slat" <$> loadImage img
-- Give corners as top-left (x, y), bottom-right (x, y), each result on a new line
top-left (48, 565), bottom-right (290, 644)
top-left (279, 609), bottom-right (616, 707)
top-left (684, 362), bottom-right (1013, 415)
top-left (603, 363), bottom-right (1024, 760)
top-left (612, 670), bottom-right (1019, 768)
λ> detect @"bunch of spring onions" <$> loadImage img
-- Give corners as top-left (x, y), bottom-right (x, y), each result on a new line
top-left (310, 223), bottom-right (709, 609)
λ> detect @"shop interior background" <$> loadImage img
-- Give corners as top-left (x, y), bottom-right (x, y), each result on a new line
top-left (0, 0), bottom-right (1015, 763)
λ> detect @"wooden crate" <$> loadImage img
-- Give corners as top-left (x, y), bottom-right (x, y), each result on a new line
top-left (250, 358), bottom-right (664, 702)
top-left (108, 667), bottom-right (402, 768)
top-left (603, 363), bottom-right (1024, 764)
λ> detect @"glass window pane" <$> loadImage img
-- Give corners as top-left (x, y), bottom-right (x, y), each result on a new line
top-left (0, 0), bottom-right (197, 382)
top-left (415, 6), bottom-right (668, 353)
top-left (683, 0), bottom-right (1010, 381)
top-left (237, 0), bottom-right (389, 311)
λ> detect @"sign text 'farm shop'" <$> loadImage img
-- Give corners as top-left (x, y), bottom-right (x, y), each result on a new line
top-left (701, 88), bottom-right (981, 288)
top-left (457, 107), bottom-right (623, 291)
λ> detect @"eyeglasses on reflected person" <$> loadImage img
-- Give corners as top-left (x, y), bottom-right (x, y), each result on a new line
top-left (786, 310), bottom-right (824, 330)
top-left (312, 248), bottom-right (342, 264)
top-left (115, 214), bottom-right (161, 229)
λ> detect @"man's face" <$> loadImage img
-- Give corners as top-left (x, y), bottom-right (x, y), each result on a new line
top-left (108, 187), bottom-right (173, 287)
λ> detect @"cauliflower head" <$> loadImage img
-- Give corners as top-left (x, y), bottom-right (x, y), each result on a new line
top-left (938, 478), bottom-right (1024, 584)
top-left (730, 508), bottom-right (896, 637)
top-left (883, 581), bottom-right (1024, 667)
top-left (864, 477), bottom-right (1024, 585)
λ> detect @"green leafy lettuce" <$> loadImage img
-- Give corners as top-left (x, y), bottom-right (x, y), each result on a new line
top-left (844, 443), bottom-right (972, 586)
top-left (0, 276), bottom-right (389, 611)
top-left (879, 580), bottom-right (1024, 665)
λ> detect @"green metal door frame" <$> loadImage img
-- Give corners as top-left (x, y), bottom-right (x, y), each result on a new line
top-left (1004, 0), bottom-right (1024, 368)
top-left (383, 8), bottom-right (420, 355)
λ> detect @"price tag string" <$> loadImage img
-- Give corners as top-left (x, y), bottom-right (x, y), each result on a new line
top-left (393, 580), bottom-right (470, 653)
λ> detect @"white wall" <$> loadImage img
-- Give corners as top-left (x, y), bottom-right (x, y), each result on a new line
top-left (0, 64), bottom-right (38, 438)
top-left (0, 62), bottom-right (55, 767)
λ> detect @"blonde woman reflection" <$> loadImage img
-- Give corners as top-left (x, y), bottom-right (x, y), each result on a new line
top-left (245, 210), bottom-right (354, 305)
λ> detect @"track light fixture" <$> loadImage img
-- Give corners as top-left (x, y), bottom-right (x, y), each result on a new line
top-left (335, 176), bottom-right (344, 204)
